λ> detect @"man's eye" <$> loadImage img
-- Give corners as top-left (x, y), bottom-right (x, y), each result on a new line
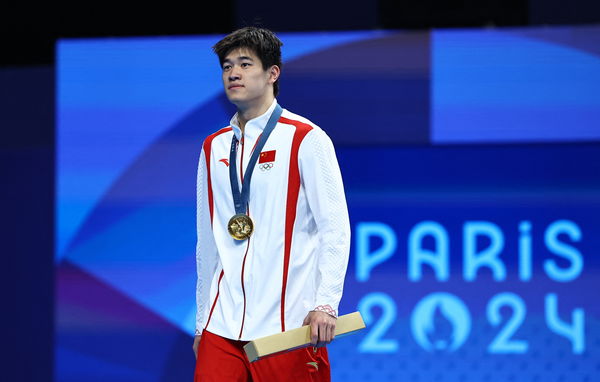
top-left (241, 63), bottom-right (251, 68)
top-left (223, 65), bottom-right (231, 71)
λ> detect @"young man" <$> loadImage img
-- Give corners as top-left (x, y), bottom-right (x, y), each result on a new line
top-left (193, 27), bottom-right (350, 381)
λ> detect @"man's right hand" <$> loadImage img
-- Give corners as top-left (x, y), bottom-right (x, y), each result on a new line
top-left (193, 335), bottom-right (202, 359)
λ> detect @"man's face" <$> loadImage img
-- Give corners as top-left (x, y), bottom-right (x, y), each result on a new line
top-left (221, 48), bottom-right (274, 107)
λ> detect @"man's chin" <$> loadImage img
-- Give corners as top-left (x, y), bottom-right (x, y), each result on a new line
top-left (227, 96), bottom-right (249, 108)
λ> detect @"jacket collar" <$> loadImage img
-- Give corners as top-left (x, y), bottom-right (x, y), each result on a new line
top-left (230, 98), bottom-right (278, 141)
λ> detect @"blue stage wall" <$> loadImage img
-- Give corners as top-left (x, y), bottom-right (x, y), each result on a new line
top-left (56, 26), bottom-right (600, 381)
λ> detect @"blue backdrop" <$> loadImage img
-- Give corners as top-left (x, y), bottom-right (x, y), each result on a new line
top-left (56, 26), bottom-right (600, 381)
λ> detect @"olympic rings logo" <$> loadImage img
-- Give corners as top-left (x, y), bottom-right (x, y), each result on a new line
top-left (259, 162), bottom-right (274, 171)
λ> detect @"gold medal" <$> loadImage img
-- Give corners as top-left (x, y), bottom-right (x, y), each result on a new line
top-left (228, 213), bottom-right (254, 240)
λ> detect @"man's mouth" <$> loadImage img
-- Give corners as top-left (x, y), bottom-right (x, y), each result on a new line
top-left (228, 84), bottom-right (243, 89)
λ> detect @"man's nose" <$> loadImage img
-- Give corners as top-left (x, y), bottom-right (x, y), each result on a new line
top-left (228, 66), bottom-right (241, 81)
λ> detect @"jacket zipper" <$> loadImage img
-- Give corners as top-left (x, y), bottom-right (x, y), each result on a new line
top-left (238, 135), bottom-right (249, 340)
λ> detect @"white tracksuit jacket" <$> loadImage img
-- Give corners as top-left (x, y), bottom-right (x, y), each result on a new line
top-left (195, 99), bottom-right (350, 341)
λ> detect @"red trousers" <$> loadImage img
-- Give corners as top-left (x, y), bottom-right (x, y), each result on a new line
top-left (194, 330), bottom-right (330, 382)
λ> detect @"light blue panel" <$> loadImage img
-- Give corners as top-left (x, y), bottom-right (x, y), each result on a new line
top-left (57, 36), bottom-right (223, 259)
top-left (432, 27), bottom-right (600, 144)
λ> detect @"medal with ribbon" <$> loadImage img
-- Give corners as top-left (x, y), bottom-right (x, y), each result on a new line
top-left (228, 104), bottom-right (283, 240)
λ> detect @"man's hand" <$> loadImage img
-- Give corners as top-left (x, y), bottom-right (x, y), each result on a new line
top-left (302, 311), bottom-right (337, 347)
top-left (192, 335), bottom-right (201, 359)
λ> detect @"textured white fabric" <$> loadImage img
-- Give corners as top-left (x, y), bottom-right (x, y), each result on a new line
top-left (299, 127), bottom-right (351, 313)
top-left (195, 150), bottom-right (219, 335)
top-left (195, 99), bottom-right (350, 340)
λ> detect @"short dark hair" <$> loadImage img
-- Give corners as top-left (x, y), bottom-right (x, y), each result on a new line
top-left (213, 27), bottom-right (283, 97)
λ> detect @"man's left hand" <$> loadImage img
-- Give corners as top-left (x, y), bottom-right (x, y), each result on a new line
top-left (302, 311), bottom-right (337, 347)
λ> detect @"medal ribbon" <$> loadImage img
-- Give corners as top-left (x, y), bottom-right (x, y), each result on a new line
top-left (229, 104), bottom-right (283, 214)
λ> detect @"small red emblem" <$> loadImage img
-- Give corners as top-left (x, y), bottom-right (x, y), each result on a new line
top-left (219, 158), bottom-right (229, 167)
top-left (259, 150), bottom-right (276, 163)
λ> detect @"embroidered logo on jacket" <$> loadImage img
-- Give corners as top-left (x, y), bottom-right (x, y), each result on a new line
top-left (219, 158), bottom-right (229, 167)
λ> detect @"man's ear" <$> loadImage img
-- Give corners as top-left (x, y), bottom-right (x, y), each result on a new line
top-left (268, 65), bottom-right (281, 84)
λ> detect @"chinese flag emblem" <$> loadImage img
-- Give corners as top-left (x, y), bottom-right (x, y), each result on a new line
top-left (259, 150), bottom-right (276, 163)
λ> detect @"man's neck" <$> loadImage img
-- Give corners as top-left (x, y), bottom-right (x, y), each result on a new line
top-left (237, 95), bottom-right (275, 133)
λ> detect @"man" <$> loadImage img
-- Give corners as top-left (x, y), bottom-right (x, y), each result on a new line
top-left (193, 27), bottom-right (350, 381)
